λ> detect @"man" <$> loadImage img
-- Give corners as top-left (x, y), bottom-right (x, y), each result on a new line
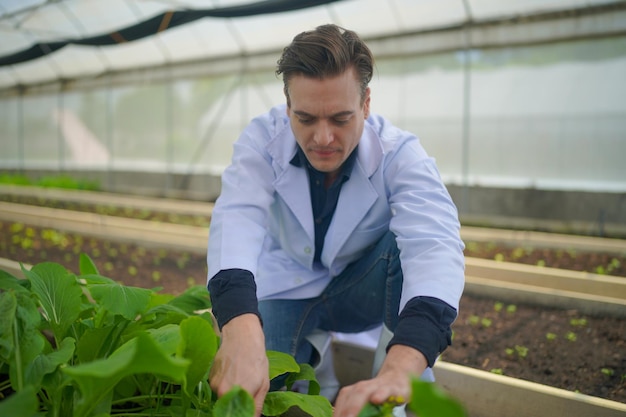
top-left (207, 24), bottom-right (465, 417)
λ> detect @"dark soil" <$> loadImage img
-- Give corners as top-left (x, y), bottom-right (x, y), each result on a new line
top-left (0, 196), bottom-right (625, 405)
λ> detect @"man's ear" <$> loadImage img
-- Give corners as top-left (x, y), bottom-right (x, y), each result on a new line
top-left (284, 86), bottom-right (291, 110)
top-left (363, 87), bottom-right (371, 119)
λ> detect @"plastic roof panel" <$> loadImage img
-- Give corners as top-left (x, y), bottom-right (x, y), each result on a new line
top-left (0, 0), bottom-right (623, 90)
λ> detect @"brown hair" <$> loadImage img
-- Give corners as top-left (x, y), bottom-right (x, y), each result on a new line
top-left (276, 24), bottom-right (374, 105)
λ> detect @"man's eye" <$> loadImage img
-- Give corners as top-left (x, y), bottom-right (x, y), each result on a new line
top-left (334, 119), bottom-right (349, 125)
top-left (298, 118), bottom-right (313, 125)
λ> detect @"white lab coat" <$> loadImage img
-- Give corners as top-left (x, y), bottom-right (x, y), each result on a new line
top-left (207, 104), bottom-right (465, 312)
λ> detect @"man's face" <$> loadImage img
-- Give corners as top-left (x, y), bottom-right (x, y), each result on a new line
top-left (286, 67), bottom-right (370, 180)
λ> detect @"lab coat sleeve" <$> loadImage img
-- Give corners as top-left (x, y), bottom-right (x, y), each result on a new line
top-left (384, 133), bottom-right (465, 312)
top-left (207, 112), bottom-right (281, 281)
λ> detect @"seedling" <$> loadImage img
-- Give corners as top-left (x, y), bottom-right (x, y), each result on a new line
top-left (601, 368), bottom-right (614, 377)
top-left (505, 345), bottom-right (528, 359)
top-left (565, 331), bottom-right (577, 342)
top-left (506, 304), bottom-right (517, 314)
top-left (494, 302), bottom-right (504, 312)
top-left (515, 345), bottom-right (528, 358)
top-left (468, 315), bottom-right (493, 328)
top-left (569, 318), bottom-right (588, 327)
top-left (511, 247), bottom-right (525, 260)
top-left (490, 368), bottom-right (504, 375)
top-left (546, 332), bottom-right (557, 341)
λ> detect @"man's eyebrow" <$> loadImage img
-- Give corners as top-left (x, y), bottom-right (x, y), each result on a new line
top-left (292, 110), bottom-right (354, 118)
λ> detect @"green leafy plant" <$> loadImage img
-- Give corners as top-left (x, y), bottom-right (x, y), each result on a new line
top-left (0, 255), bottom-right (331, 417)
top-left (0, 174), bottom-right (99, 190)
top-left (1, 256), bottom-right (467, 417)
top-left (358, 379), bottom-right (466, 417)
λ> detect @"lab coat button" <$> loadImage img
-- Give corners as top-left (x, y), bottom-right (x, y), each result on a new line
top-left (304, 246), bottom-right (312, 254)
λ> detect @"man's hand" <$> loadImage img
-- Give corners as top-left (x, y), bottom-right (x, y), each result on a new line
top-left (209, 313), bottom-right (269, 417)
top-left (332, 345), bottom-right (428, 417)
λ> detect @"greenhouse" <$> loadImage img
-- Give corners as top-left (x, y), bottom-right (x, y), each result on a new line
top-left (1, 0), bottom-right (624, 234)
top-left (1, 2), bottom-right (626, 417)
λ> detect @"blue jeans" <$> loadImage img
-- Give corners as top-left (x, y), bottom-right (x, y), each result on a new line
top-left (258, 231), bottom-right (402, 367)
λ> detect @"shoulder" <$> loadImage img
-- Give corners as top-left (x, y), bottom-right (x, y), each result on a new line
top-left (247, 103), bottom-right (290, 138)
top-left (365, 112), bottom-right (426, 158)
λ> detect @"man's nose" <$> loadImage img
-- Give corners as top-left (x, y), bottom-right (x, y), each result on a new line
top-left (313, 122), bottom-right (333, 145)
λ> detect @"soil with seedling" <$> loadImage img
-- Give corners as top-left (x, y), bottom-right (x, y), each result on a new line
top-left (0, 195), bottom-right (625, 404)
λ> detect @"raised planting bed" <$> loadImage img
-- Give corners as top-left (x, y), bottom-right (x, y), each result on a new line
top-left (1, 188), bottom-right (625, 408)
top-left (1, 218), bottom-right (624, 407)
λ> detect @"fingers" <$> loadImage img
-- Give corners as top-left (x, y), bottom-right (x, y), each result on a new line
top-left (209, 346), bottom-right (270, 417)
top-left (333, 376), bottom-right (411, 417)
top-left (253, 380), bottom-right (270, 417)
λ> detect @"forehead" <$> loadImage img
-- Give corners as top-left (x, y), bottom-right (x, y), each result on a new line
top-left (287, 68), bottom-right (362, 112)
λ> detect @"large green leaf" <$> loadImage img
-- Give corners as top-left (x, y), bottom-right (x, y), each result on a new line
top-left (78, 253), bottom-right (99, 275)
top-left (0, 269), bottom-right (30, 292)
top-left (76, 324), bottom-right (119, 363)
top-left (88, 283), bottom-right (152, 320)
top-left (263, 391), bottom-right (332, 417)
top-left (285, 363), bottom-right (320, 395)
top-left (140, 303), bottom-right (191, 328)
top-left (25, 337), bottom-right (75, 388)
top-left (407, 379), bottom-right (466, 417)
top-left (267, 350), bottom-right (300, 381)
top-left (177, 316), bottom-right (218, 396)
top-left (357, 402), bottom-right (396, 417)
top-left (0, 385), bottom-right (41, 417)
top-left (1, 291), bottom-right (45, 391)
top-left (78, 274), bottom-right (116, 285)
top-left (212, 386), bottom-right (255, 417)
top-left (0, 290), bottom-right (17, 361)
top-left (22, 262), bottom-right (82, 342)
top-left (169, 285), bottom-right (212, 313)
top-left (63, 330), bottom-right (189, 417)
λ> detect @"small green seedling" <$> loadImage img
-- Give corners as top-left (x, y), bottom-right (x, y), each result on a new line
top-left (546, 332), bottom-right (557, 341)
top-left (505, 345), bottom-right (528, 359)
